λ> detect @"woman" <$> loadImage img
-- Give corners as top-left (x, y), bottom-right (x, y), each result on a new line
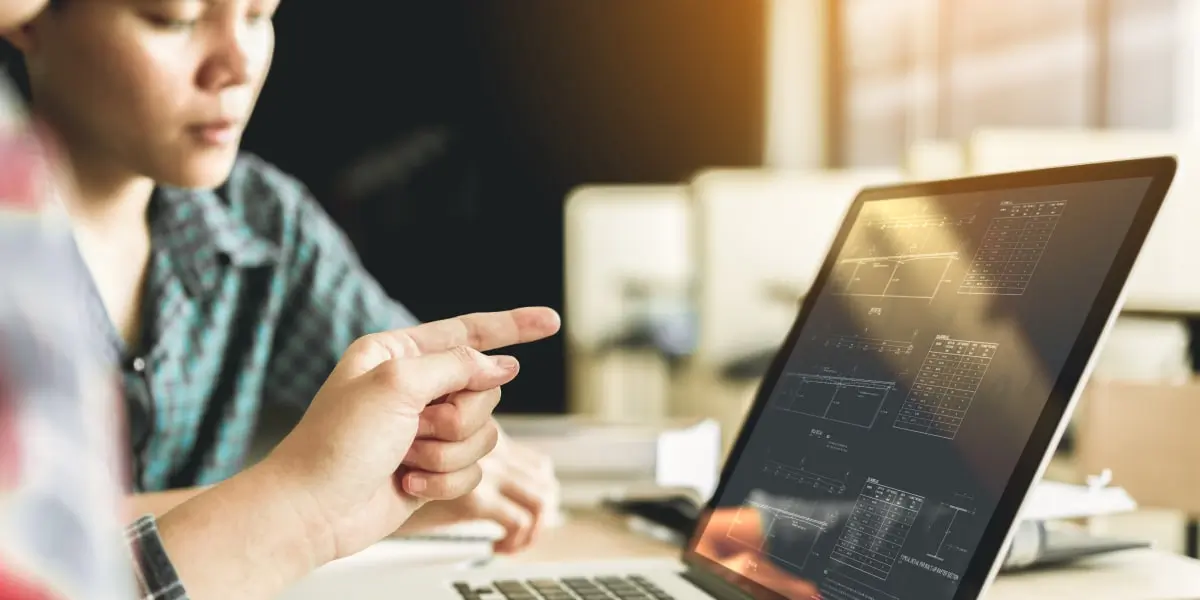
top-left (1, 0), bottom-right (556, 554)
top-left (1, 14), bottom-right (563, 594)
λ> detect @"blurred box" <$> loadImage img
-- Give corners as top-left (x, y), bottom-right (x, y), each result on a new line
top-left (568, 349), bottom-right (673, 422)
top-left (1075, 378), bottom-right (1200, 515)
top-left (562, 184), bottom-right (692, 420)
top-left (496, 415), bottom-right (721, 506)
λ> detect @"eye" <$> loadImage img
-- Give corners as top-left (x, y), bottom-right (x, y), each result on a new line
top-left (147, 15), bottom-right (198, 31)
top-left (142, 1), bottom-right (205, 31)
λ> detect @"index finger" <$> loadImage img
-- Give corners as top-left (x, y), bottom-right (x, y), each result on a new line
top-left (391, 307), bottom-right (561, 357)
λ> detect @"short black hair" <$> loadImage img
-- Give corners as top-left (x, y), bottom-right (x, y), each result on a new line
top-left (0, 40), bottom-right (31, 102)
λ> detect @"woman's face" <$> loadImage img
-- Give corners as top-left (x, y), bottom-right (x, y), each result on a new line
top-left (15, 0), bottom-right (279, 189)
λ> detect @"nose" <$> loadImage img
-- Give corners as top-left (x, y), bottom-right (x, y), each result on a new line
top-left (197, 20), bottom-right (260, 92)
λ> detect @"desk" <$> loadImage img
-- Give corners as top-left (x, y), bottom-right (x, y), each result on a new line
top-left (508, 511), bottom-right (1200, 599)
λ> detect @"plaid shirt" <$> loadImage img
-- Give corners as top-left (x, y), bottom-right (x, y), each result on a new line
top-left (107, 154), bottom-right (418, 491)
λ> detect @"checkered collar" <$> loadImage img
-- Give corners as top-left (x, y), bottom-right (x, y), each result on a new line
top-left (148, 184), bottom-right (280, 298)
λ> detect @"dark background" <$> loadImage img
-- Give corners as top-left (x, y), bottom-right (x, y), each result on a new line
top-left (241, 1), bottom-right (769, 412)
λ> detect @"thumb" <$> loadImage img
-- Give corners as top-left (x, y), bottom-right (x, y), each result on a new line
top-left (363, 345), bottom-right (520, 413)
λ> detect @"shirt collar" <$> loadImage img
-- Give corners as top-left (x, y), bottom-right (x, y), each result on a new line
top-left (149, 185), bottom-right (280, 297)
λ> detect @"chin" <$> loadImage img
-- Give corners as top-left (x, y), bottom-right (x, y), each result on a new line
top-left (149, 147), bottom-right (241, 190)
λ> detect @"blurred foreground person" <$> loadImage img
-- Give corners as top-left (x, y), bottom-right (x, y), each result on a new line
top-left (0, 65), bottom-right (135, 600)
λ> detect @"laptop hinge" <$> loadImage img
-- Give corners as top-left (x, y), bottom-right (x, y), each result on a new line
top-left (681, 564), bottom-right (769, 600)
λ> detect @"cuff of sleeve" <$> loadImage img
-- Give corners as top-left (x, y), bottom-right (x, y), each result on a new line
top-left (125, 514), bottom-right (188, 599)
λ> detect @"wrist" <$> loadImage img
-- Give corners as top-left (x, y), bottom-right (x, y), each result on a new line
top-left (154, 460), bottom-right (337, 600)
top-left (251, 455), bottom-right (338, 568)
top-left (393, 500), bottom-right (457, 534)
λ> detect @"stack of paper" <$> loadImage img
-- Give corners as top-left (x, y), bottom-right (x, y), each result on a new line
top-left (319, 537), bottom-right (491, 573)
top-left (496, 415), bottom-right (723, 505)
top-left (316, 520), bottom-right (509, 577)
top-left (1019, 480), bottom-right (1138, 522)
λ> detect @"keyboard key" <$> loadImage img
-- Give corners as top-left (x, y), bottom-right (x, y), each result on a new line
top-left (452, 575), bottom-right (677, 600)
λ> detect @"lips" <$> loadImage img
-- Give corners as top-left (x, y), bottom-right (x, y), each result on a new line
top-left (188, 119), bottom-right (242, 146)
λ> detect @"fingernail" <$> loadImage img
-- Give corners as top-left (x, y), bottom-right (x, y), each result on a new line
top-left (493, 355), bottom-right (518, 371)
top-left (407, 474), bottom-right (426, 494)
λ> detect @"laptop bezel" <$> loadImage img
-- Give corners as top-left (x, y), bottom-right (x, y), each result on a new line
top-left (680, 156), bottom-right (1178, 600)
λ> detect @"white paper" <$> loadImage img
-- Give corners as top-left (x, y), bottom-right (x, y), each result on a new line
top-left (655, 418), bottom-right (722, 499)
top-left (1019, 480), bottom-right (1138, 521)
top-left (319, 538), bottom-right (491, 573)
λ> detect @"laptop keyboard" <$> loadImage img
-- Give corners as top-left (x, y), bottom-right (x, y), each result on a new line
top-left (452, 575), bottom-right (676, 600)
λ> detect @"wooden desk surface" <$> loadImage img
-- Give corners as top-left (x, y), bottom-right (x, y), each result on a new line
top-left (513, 511), bottom-right (1200, 599)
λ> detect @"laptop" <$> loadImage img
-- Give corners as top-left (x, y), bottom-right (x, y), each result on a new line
top-left (283, 156), bottom-right (1177, 600)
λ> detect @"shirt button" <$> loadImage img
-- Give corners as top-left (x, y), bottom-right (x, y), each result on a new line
top-left (131, 356), bottom-right (147, 373)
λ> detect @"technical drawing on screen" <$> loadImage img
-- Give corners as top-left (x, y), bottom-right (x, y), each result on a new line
top-left (700, 173), bottom-right (1164, 600)
top-left (831, 206), bottom-right (976, 302)
top-left (767, 330), bottom-right (919, 430)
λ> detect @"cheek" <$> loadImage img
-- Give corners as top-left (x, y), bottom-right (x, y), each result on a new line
top-left (47, 37), bottom-right (186, 143)
top-left (246, 31), bottom-right (276, 93)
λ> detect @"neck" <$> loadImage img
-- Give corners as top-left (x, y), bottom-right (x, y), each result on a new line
top-left (63, 164), bottom-right (156, 232)
top-left (44, 130), bottom-right (155, 233)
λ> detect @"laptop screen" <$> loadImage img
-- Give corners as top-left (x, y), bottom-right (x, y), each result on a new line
top-left (690, 175), bottom-right (1156, 600)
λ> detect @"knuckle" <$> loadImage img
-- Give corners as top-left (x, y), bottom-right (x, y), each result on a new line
top-left (462, 491), bottom-right (485, 512)
top-left (344, 334), bottom-right (375, 357)
top-left (341, 335), bottom-right (391, 375)
top-left (518, 509), bottom-right (534, 528)
top-left (430, 466), bottom-right (482, 500)
top-left (482, 421), bottom-right (501, 453)
top-left (424, 444), bottom-right (453, 472)
top-left (448, 344), bottom-right (479, 368)
top-left (464, 464), bottom-right (484, 494)
top-left (372, 358), bottom-right (409, 395)
top-left (407, 441), bottom-right (433, 468)
top-left (526, 494), bottom-right (545, 513)
top-left (394, 332), bottom-right (421, 356)
top-left (440, 405), bottom-right (468, 441)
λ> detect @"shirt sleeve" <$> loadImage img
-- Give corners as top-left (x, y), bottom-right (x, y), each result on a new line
top-left (264, 190), bottom-right (420, 409)
top-left (125, 515), bottom-right (188, 600)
